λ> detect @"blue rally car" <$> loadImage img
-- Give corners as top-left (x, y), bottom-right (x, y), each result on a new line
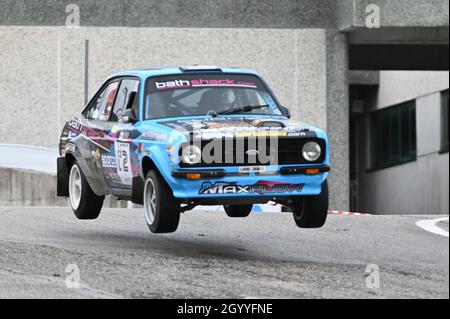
top-left (57, 66), bottom-right (330, 233)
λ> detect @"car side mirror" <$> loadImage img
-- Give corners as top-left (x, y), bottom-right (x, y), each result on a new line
top-left (280, 106), bottom-right (291, 118)
top-left (121, 109), bottom-right (138, 124)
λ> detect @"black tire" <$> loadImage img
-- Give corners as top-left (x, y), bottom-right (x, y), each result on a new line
top-left (68, 162), bottom-right (104, 220)
top-left (224, 205), bottom-right (253, 218)
top-left (290, 181), bottom-right (329, 228)
top-left (144, 170), bottom-right (180, 233)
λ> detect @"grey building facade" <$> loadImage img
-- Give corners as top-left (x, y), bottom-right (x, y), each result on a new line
top-left (351, 71), bottom-right (449, 214)
top-left (0, 0), bottom-right (448, 213)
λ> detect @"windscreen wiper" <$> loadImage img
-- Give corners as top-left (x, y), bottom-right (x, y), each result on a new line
top-left (217, 104), bottom-right (269, 115)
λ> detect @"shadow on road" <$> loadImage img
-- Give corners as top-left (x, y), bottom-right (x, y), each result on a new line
top-left (53, 227), bottom-right (266, 262)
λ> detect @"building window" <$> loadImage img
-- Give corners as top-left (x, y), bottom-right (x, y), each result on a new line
top-left (441, 90), bottom-right (449, 153)
top-left (370, 100), bottom-right (416, 170)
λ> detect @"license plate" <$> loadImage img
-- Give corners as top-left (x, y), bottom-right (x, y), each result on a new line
top-left (239, 166), bottom-right (267, 173)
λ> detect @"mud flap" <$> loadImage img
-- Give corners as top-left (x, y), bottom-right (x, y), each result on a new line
top-left (131, 176), bottom-right (144, 205)
top-left (57, 157), bottom-right (69, 197)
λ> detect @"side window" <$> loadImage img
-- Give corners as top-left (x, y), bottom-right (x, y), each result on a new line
top-left (370, 100), bottom-right (416, 170)
top-left (85, 81), bottom-right (120, 121)
top-left (111, 79), bottom-right (140, 122)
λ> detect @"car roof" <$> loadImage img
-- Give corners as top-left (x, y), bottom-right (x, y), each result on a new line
top-left (107, 66), bottom-right (260, 81)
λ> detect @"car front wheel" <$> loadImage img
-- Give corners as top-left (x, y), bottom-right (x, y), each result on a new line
top-left (290, 180), bottom-right (329, 228)
top-left (144, 170), bottom-right (180, 233)
top-left (68, 162), bottom-right (104, 219)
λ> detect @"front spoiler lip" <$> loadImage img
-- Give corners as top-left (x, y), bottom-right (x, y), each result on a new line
top-left (171, 165), bottom-right (330, 179)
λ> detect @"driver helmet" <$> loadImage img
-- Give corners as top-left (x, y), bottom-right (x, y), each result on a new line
top-left (219, 89), bottom-right (236, 109)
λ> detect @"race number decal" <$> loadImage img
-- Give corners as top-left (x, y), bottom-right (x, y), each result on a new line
top-left (115, 142), bottom-right (133, 185)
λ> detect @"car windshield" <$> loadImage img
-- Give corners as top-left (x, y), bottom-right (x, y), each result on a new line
top-left (144, 73), bottom-right (283, 119)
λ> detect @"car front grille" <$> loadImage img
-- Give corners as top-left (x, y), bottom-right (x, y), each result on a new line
top-left (179, 137), bottom-right (326, 167)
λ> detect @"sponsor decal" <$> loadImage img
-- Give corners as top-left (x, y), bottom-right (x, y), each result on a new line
top-left (90, 149), bottom-right (102, 169)
top-left (115, 142), bottom-right (133, 185)
top-left (99, 114), bottom-right (109, 121)
top-left (141, 130), bottom-right (169, 141)
top-left (287, 131), bottom-right (314, 137)
top-left (109, 125), bottom-right (139, 140)
top-left (235, 131), bottom-right (287, 138)
top-left (68, 117), bottom-right (84, 131)
top-left (199, 181), bottom-right (304, 195)
top-left (155, 79), bottom-right (257, 90)
top-left (156, 79), bottom-right (190, 90)
top-left (101, 155), bottom-right (117, 168)
top-left (78, 132), bottom-right (110, 152)
top-left (194, 131), bottom-right (234, 139)
top-left (160, 118), bottom-right (317, 139)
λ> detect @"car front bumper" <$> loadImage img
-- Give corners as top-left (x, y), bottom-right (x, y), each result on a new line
top-left (167, 165), bottom-right (329, 199)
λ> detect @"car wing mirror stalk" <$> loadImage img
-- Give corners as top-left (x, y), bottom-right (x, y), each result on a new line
top-left (121, 109), bottom-right (138, 124)
top-left (280, 106), bottom-right (291, 118)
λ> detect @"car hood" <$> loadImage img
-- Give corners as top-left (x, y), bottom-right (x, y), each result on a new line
top-left (154, 116), bottom-right (324, 140)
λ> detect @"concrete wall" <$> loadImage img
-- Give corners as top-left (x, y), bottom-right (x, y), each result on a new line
top-left (356, 71), bottom-right (449, 214)
top-left (0, 167), bottom-right (126, 207)
top-left (376, 71), bottom-right (449, 108)
top-left (359, 152), bottom-right (449, 214)
top-left (326, 30), bottom-right (350, 212)
top-left (0, 167), bottom-right (67, 206)
top-left (337, 0), bottom-right (449, 30)
top-left (0, 0), bottom-right (336, 28)
top-left (2, 0), bottom-right (448, 30)
top-left (0, 26), bottom-right (328, 147)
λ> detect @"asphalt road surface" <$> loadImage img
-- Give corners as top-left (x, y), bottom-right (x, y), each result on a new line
top-left (0, 207), bottom-right (448, 299)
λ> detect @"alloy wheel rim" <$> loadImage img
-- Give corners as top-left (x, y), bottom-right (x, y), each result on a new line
top-left (69, 165), bottom-right (82, 210)
top-left (144, 178), bottom-right (157, 225)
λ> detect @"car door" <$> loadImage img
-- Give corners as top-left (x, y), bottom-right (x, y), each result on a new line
top-left (102, 78), bottom-right (141, 190)
top-left (81, 79), bottom-right (121, 193)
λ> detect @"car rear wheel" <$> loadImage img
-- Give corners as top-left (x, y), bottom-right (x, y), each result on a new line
top-left (224, 205), bottom-right (253, 218)
top-left (290, 180), bottom-right (328, 228)
top-left (68, 162), bottom-right (104, 219)
top-left (144, 170), bottom-right (180, 233)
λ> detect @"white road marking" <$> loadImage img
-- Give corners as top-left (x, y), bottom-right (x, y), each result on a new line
top-left (416, 217), bottom-right (449, 238)
top-left (45, 276), bottom-right (123, 299)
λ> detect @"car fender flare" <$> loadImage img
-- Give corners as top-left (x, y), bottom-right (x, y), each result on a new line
top-left (60, 149), bottom-right (109, 197)
top-left (139, 150), bottom-right (174, 192)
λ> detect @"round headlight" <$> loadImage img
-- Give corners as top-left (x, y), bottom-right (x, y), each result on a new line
top-left (181, 144), bottom-right (202, 164)
top-left (302, 141), bottom-right (321, 162)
